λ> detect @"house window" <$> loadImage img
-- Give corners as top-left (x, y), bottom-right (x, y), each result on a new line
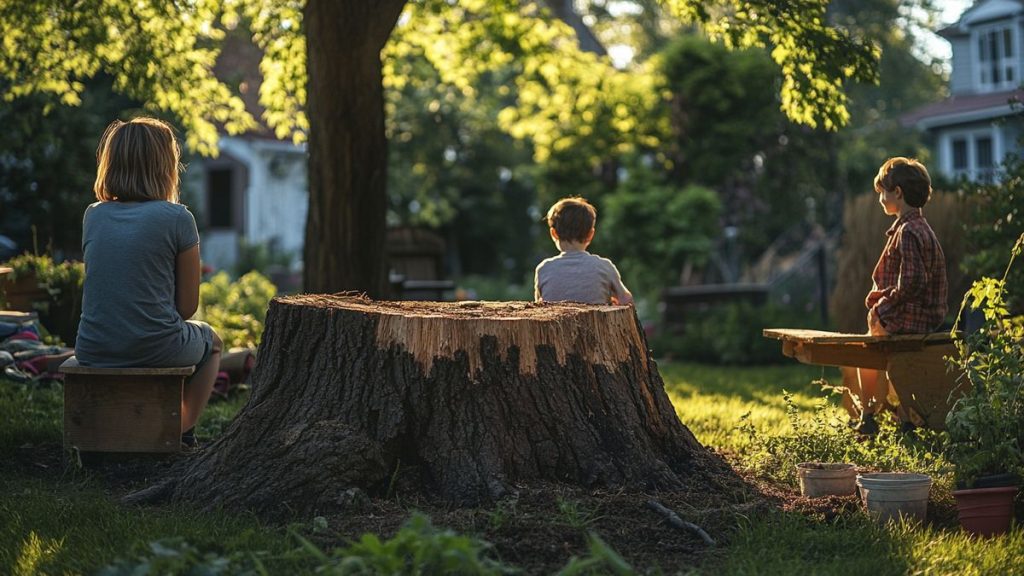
top-left (977, 25), bottom-right (1017, 91)
top-left (949, 130), bottom-right (1002, 182)
top-left (952, 138), bottom-right (968, 171)
top-left (208, 168), bottom-right (235, 229)
top-left (976, 137), bottom-right (993, 169)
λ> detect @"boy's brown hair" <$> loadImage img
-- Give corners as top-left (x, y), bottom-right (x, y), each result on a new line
top-left (873, 157), bottom-right (932, 208)
top-left (94, 117), bottom-right (183, 203)
top-left (546, 197), bottom-right (596, 243)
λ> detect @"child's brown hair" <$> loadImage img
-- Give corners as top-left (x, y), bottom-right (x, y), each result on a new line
top-left (546, 197), bottom-right (596, 243)
top-left (94, 117), bottom-right (183, 203)
top-left (873, 157), bottom-right (932, 208)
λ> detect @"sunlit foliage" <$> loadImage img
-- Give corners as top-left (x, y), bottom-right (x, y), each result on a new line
top-left (2, 0), bottom-right (878, 159)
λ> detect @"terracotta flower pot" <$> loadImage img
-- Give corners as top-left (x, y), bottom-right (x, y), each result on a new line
top-left (796, 462), bottom-right (858, 497)
top-left (952, 486), bottom-right (1018, 537)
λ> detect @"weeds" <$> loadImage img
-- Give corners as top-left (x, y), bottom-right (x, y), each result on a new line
top-left (556, 497), bottom-right (603, 530)
top-left (736, 392), bottom-right (948, 483)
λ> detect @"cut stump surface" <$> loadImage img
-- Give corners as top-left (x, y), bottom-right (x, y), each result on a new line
top-left (170, 295), bottom-right (720, 515)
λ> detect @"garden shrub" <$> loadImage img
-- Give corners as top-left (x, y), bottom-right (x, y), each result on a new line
top-left (1, 253), bottom-right (84, 345)
top-left (651, 301), bottom-right (820, 364)
top-left (962, 155), bottom-right (1024, 313)
top-left (197, 271), bottom-right (277, 349)
top-left (600, 177), bottom-right (721, 297)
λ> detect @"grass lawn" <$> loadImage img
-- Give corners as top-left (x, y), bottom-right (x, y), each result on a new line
top-left (2, 362), bottom-right (1022, 574)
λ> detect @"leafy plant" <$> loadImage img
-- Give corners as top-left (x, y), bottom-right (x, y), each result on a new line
top-left (1, 253), bottom-right (84, 344)
top-left (737, 392), bottom-right (945, 484)
top-left (197, 271), bottom-right (277, 349)
top-left (556, 533), bottom-right (634, 576)
top-left (600, 176), bottom-right (721, 297)
top-left (295, 512), bottom-right (515, 575)
top-left (556, 497), bottom-right (602, 531)
top-left (97, 539), bottom-right (267, 576)
top-left (945, 233), bottom-right (1024, 488)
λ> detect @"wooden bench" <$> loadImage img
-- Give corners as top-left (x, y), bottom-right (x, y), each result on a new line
top-left (59, 357), bottom-right (194, 453)
top-left (763, 329), bottom-right (965, 429)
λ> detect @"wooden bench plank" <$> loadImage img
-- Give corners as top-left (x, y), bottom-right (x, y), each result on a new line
top-left (0, 310), bottom-right (38, 323)
top-left (764, 329), bottom-right (963, 430)
top-left (763, 328), bottom-right (953, 345)
top-left (59, 357), bottom-right (194, 376)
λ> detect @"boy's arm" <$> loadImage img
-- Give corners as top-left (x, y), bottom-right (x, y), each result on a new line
top-left (873, 230), bottom-right (926, 332)
top-left (534, 263), bottom-right (543, 303)
top-left (607, 261), bottom-right (633, 306)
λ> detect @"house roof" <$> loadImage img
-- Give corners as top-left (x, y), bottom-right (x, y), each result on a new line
top-left (900, 88), bottom-right (1024, 130)
top-left (939, 0), bottom-right (1024, 38)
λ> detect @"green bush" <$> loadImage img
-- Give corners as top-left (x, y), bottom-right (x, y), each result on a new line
top-left (1, 253), bottom-right (84, 345)
top-left (600, 176), bottom-right (721, 297)
top-left (197, 272), bottom-right (277, 349)
top-left (945, 233), bottom-right (1024, 487)
top-left (962, 155), bottom-right (1024, 313)
top-left (651, 302), bottom-right (821, 365)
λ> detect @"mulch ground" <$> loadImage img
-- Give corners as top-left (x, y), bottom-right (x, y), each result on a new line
top-left (11, 440), bottom-right (962, 574)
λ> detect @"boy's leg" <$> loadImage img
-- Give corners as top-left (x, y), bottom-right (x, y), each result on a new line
top-left (856, 368), bottom-right (883, 434)
top-left (840, 366), bottom-right (862, 421)
top-left (182, 330), bottom-right (222, 432)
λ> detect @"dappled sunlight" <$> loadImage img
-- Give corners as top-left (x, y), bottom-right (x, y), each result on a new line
top-left (660, 361), bottom-right (847, 452)
top-left (14, 531), bottom-right (63, 576)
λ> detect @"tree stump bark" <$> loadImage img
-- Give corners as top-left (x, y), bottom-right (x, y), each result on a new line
top-left (170, 295), bottom-right (723, 514)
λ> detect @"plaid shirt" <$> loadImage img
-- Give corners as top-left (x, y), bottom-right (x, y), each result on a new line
top-left (865, 209), bottom-right (948, 334)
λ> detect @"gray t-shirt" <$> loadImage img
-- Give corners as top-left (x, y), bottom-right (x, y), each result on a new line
top-left (534, 250), bottom-right (630, 305)
top-left (76, 200), bottom-right (205, 367)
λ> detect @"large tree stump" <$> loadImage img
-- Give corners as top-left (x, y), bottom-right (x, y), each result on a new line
top-left (170, 295), bottom-right (723, 514)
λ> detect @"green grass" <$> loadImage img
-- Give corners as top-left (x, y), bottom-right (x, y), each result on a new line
top-left (2, 363), bottom-right (1023, 575)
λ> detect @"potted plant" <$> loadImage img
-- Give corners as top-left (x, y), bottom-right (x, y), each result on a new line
top-left (41, 259), bottom-right (85, 346)
top-left (1, 253), bottom-right (54, 312)
top-left (945, 233), bottom-right (1024, 537)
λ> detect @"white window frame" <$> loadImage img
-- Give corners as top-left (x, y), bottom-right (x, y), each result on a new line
top-left (942, 126), bottom-right (1004, 183)
top-left (972, 21), bottom-right (1019, 92)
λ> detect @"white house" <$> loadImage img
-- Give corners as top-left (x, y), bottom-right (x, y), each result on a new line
top-left (903, 0), bottom-right (1024, 182)
top-left (182, 31), bottom-right (308, 274)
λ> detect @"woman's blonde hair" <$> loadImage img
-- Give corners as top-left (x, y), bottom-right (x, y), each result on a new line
top-left (94, 117), bottom-right (183, 202)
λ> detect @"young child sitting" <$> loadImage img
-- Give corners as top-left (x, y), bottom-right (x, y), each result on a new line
top-left (75, 117), bottom-right (223, 448)
top-left (534, 197), bottom-right (633, 306)
top-left (854, 157), bottom-right (948, 435)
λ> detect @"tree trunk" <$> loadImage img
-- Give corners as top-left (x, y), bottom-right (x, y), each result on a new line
top-left (302, 0), bottom-right (407, 296)
top-left (170, 296), bottom-right (722, 516)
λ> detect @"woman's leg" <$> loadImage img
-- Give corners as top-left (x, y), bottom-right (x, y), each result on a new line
top-left (182, 329), bottom-right (222, 432)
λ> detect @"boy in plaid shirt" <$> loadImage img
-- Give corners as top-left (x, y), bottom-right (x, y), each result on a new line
top-left (855, 157), bottom-right (947, 435)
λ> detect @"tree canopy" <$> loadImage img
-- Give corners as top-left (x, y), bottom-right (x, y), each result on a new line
top-left (2, 0), bottom-right (878, 155)
top-left (1, 0), bottom-right (882, 293)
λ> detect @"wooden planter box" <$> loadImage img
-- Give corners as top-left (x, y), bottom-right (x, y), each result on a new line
top-left (2, 272), bottom-right (49, 312)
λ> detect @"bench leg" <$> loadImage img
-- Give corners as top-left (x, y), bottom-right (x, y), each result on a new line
top-left (885, 345), bottom-right (964, 430)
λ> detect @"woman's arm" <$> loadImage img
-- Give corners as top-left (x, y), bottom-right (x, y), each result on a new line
top-left (175, 244), bottom-right (201, 320)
